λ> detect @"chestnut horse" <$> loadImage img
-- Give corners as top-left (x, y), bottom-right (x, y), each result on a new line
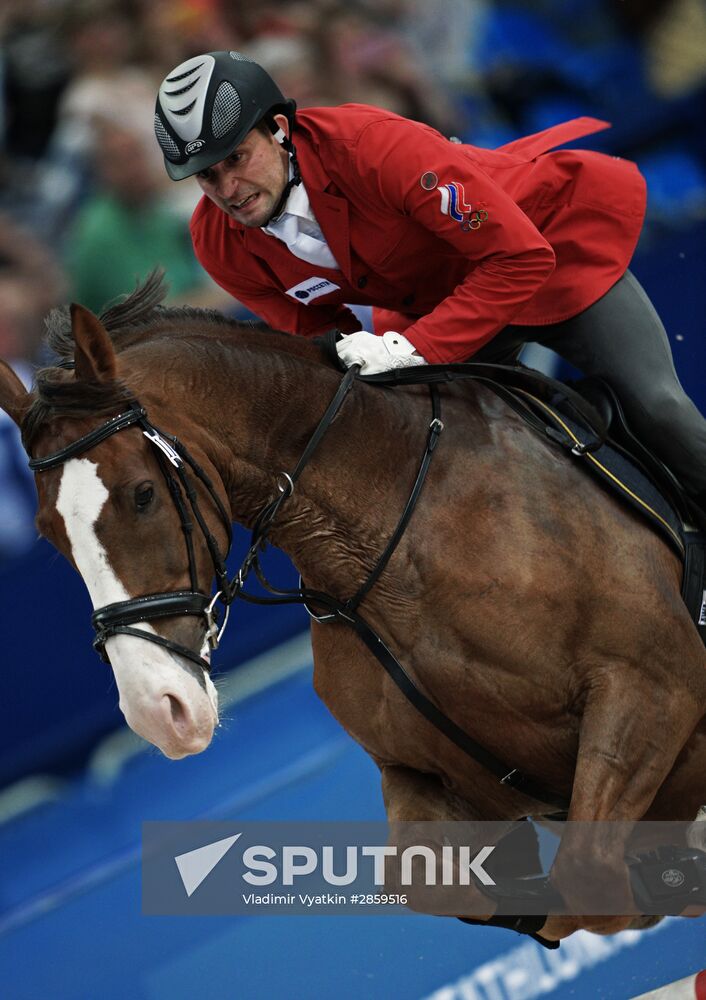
top-left (0, 276), bottom-right (704, 945)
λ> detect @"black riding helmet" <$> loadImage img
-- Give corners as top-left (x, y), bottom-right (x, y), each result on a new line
top-left (154, 50), bottom-right (297, 181)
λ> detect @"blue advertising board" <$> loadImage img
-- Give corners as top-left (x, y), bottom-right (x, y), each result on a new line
top-left (0, 663), bottom-right (703, 1000)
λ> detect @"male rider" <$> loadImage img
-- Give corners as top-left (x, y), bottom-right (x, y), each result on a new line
top-left (154, 51), bottom-right (706, 515)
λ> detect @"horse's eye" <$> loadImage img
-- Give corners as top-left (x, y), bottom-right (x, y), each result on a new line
top-left (135, 483), bottom-right (154, 511)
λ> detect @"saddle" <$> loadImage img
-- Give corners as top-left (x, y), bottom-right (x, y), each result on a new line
top-left (320, 331), bottom-right (706, 647)
top-left (522, 374), bottom-right (706, 648)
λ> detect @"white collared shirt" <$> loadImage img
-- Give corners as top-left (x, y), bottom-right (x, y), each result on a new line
top-left (262, 166), bottom-right (339, 270)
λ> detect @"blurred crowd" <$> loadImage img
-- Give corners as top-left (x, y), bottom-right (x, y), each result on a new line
top-left (0, 0), bottom-right (705, 559)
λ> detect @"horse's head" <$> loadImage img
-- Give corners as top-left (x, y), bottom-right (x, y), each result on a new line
top-left (0, 303), bottom-right (230, 759)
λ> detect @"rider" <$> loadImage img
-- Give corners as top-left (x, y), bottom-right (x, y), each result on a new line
top-left (154, 51), bottom-right (706, 516)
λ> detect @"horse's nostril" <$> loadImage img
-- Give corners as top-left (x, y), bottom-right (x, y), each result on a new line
top-left (163, 692), bottom-right (188, 730)
top-left (156, 691), bottom-right (214, 756)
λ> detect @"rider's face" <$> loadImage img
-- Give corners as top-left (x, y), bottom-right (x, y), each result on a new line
top-left (195, 114), bottom-right (290, 227)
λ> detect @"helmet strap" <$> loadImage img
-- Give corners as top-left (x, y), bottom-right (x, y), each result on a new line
top-left (265, 117), bottom-right (302, 224)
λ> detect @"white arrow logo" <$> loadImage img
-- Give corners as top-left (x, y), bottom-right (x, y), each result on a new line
top-left (175, 833), bottom-right (242, 897)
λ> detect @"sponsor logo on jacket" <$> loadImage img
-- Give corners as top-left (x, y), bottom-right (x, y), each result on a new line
top-left (285, 277), bottom-right (341, 303)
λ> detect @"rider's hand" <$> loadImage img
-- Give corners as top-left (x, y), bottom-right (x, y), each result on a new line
top-left (336, 330), bottom-right (428, 375)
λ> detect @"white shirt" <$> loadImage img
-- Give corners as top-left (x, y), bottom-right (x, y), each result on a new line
top-left (262, 165), bottom-right (339, 270)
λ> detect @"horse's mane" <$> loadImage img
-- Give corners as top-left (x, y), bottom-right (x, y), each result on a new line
top-left (22, 270), bottom-right (296, 453)
top-left (42, 270), bottom-right (246, 361)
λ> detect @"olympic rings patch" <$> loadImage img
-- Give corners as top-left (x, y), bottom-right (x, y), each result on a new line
top-left (461, 210), bottom-right (489, 231)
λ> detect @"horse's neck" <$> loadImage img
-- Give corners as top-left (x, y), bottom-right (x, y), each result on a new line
top-left (144, 335), bottom-right (424, 593)
top-left (195, 341), bottom-right (346, 497)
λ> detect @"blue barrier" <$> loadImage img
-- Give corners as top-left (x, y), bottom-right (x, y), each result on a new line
top-left (0, 531), bottom-right (308, 787)
top-left (0, 666), bottom-right (703, 1000)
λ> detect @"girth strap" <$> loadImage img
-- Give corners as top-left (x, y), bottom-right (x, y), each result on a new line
top-left (459, 915), bottom-right (559, 950)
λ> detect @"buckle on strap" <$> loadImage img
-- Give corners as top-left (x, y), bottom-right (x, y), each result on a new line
top-left (143, 429), bottom-right (182, 467)
top-left (202, 590), bottom-right (230, 652)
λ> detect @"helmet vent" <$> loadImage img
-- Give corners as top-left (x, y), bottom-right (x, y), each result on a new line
top-left (229, 51), bottom-right (251, 61)
top-left (164, 77), bottom-right (199, 98)
top-left (154, 114), bottom-right (181, 161)
top-left (172, 99), bottom-right (197, 117)
top-left (211, 81), bottom-right (241, 139)
top-left (167, 61), bottom-right (204, 83)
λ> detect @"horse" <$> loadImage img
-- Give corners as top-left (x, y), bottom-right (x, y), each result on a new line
top-left (0, 274), bottom-right (704, 946)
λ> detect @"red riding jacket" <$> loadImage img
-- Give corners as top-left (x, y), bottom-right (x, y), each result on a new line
top-left (190, 105), bottom-right (646, 364)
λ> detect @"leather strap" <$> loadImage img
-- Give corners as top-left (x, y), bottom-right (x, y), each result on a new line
top-left (91, 591), bottom-right (210, 629)
top-left (331, 602), bottom-right (571, 811)
top-left (459, 914), bottom-right (559, 949)
top-left (319, 330), bottom-right (608, 446)
top-left (92, 625), bottom-right (211, 672)
top-left (361, 362), bottom-right (608, 445)
top-left (345, 386), bottom-right (443, 614)
top-left (30, 402), bottom-right (233, 672)
top-left (29, 406), bottom-right (146, 470)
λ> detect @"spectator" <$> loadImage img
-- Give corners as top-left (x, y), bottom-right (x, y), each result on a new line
top-left (0, 213), bottom-right (66, 362)
top-left (1, 0), bottom-right (71, 163)
top-left (618, 0), bottom-right (706, 98)
top-left (0, 214), bottom-right (65, 560)
top-left (23, 0), bottom-right (158, 240)
top-left (136, 0), bottom-right (239, 72)
top-left (65, 117), bottom-right (216, 312)
top-left (56, 0), bottom-right (155, 151)
top-left (309, 3), bottom-right (457, 132)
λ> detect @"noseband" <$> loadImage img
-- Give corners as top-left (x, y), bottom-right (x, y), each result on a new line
top-left (29, 401), bottom-right (233, 672)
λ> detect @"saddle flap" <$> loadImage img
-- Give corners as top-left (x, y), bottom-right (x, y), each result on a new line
top-left (571, 376), bottom-right (693, 525)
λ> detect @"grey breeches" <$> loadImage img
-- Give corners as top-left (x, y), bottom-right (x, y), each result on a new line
top-left (474, 270), bottom-right (706, 497)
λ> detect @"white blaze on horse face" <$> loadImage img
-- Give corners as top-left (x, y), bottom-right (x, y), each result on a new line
top-left (55, 458), bottom-right (219, 758)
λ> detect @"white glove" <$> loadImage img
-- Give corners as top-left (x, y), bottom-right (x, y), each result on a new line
top-left (336, 331), bottom-right (428, 375)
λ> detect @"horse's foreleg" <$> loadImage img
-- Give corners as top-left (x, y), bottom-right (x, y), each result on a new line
top-left (380, 764), bottom-right (500, 921)
top-left (545, 662), bottom-right (706, 938)
top-left (382, 765), bottom-right (586, 945)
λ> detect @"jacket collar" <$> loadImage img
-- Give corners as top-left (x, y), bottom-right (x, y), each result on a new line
top-left (234, 126), bottom-right (352, 280)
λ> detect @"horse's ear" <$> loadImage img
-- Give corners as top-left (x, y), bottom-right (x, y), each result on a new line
top-left (71, 303), bottom-right (117, 382)
top-left (0, 359), bottom-right (31, 427)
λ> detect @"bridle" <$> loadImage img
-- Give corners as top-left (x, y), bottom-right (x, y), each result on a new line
top-left (27, 366), bottom-right (365, 674)
top-left (29, 400), bottom-right (234, 672)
